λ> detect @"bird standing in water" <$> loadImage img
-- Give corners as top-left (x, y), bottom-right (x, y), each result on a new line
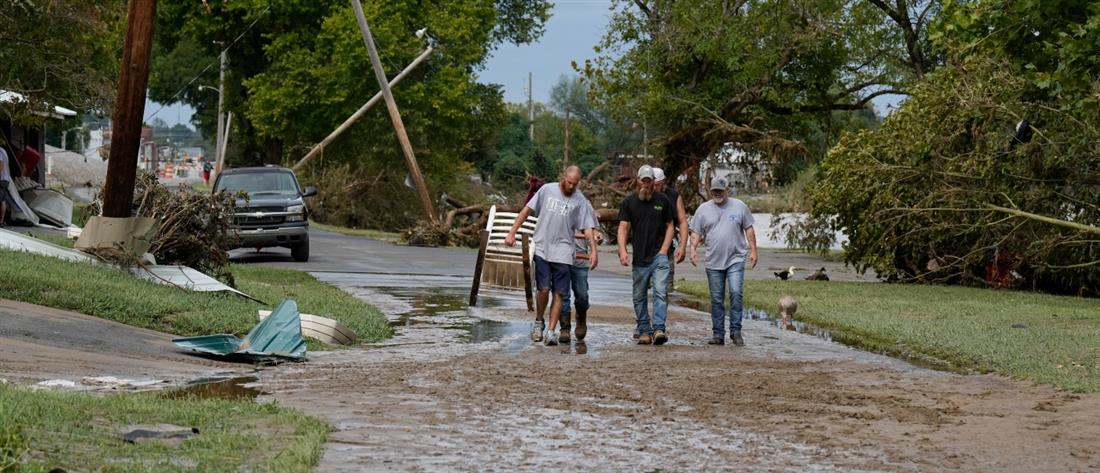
top-left (805, 267), bottom-right (829, 281)
top-left (774, 266), bottom-right (796, 280)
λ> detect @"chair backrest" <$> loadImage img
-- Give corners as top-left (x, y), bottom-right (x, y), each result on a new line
top-left (480, 205), bottom-right (537, 289)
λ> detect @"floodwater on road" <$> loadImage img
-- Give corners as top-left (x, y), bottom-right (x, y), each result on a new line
top-left (252, 270), bottom-right (1100, 472)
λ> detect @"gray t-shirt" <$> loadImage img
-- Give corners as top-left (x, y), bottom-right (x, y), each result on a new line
top-left (527, 183), bottom-right (595, 265)
top-left (689, 198), bottom-right (755, 271)
top-left (0, 148), bottom-right (11, 182)
top-left (572, 201), bottom-right (599, 268)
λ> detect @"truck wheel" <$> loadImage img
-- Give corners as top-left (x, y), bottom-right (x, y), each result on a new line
top-left (291, 236), bottom-right (310, 262)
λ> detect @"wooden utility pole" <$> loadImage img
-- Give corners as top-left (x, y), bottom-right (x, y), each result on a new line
top-left (349, 0), bottom-right (437, 223)
top-left (102, 0), bottom-right (157, 218)
top-left (291, 45), bottom-right (434, 172)
top-left (213, 50), bottom-right (227, 177)
top-left (563, 107), bottom-right (571, 166)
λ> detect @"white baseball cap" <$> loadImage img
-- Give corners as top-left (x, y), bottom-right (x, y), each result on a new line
top-left (637, 165), bottom-right (655, 180)
top-left (653, 167), bottom-right (666, 182)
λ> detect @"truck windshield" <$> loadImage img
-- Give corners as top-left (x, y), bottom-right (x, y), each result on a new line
top-left (215, 172), bottom-right (300, 196)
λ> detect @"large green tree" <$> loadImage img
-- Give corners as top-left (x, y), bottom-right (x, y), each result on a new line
top-left (583, 0), bottom-right (940, 181)
top-left (150, 0), bottom-right (550, 170)
top-left (0, 1), bottom-right (124, 124)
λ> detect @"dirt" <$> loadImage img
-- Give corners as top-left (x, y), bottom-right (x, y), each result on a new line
top-left (260, 292), bottom-right (1100, 472)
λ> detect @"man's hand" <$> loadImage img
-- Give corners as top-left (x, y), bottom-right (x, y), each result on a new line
top-left (675, 246), bottom-right (686, 264)
top-left (504, 231), bottom-right (517, 247)
top-left (589, 250), bottom-right (599, 271)
top-left (748, 251), bottom-right (758, 270)
top-left (690, 247), bottom-right (698, 266)
top-left (619, 248), bottom-right (630, 266)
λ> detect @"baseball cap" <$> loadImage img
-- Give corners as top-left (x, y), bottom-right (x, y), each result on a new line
top-left (637, 165), bottom-right (655, 180)
top-left (653, 167), bottom-right (666, 182)
top-left (709, 176), bottom-right (729, 190)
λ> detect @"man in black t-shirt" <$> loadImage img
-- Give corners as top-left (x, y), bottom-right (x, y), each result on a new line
top-left (618, 165), bottom-right (675, 345)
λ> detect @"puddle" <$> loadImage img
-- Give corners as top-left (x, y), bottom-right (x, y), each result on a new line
top-left (164, 376), bottom-right (264, 400)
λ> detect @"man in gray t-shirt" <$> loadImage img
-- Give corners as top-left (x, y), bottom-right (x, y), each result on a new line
top-left (689, 177), bottom-right (758, 347)
top-left (506, 166), bottom-right (599, 346)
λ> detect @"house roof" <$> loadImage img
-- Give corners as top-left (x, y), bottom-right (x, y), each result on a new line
top-left (0, 90), bottom-right (78, 119)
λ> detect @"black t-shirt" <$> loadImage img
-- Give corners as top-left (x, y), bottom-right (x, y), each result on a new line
top-left (659, 186), bottom-right (681, 225)
top-left (618, 192), bottom-right (674, 267)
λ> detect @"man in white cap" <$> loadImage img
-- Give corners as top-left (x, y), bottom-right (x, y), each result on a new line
top-left (618, 165), bottom-right (675, 345)
top-left (506, 165), bottom-right (599, 346)
top-left (653, 167), bottom-right (688, 286)
top-left (689, 176), bottom-right (758, 346)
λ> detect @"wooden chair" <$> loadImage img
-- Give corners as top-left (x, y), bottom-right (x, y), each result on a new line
top-left (469, 205), bottom-right (536, 310)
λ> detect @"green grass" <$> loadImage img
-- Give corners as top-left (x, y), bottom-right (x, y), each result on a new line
top-left (308, 220), bottom-right (402, 243)
top-left (678, 280), bottom-right (1100, 392)
top-left (0, 249), bottom-right (393, 346)
top-left (0, 383), bottom-right (326, 472)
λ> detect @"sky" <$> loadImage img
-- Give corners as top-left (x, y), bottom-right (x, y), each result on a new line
top-left (146, 1), bottom-right (899, 127)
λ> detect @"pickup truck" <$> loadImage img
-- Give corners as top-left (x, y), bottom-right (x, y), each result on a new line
top-left (213, 166), bottom-right (317, 261)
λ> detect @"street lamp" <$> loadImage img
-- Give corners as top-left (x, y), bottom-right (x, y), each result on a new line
top-left (198, 84), bottom-right (224, 174)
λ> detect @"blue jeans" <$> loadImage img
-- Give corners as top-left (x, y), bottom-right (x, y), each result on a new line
top-left (560, 266), bottom-right (589, 320)
top-left (632, 254), bottom-right (670, 335)
top-left (706, 261), bottom-right (746, 339)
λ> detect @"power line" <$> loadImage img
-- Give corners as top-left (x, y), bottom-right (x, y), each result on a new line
top-left (143, 5), bottom-right (271, 122)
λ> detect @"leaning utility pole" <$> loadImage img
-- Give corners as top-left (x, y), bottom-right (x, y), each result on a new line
top-left (101, 0), bottom-right (156, 218)
top-left (349, 0), bottom-right (437, 223)
top-left (563, 107), bottom-right (570, 166)
top-left (213, 50), bottom-right (227, 177)
top-left (527, 72), bottom-right (534, 141)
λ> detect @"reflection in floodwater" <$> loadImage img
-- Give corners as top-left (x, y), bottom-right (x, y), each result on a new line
top-left (166, 376), bottom-right (264, 400)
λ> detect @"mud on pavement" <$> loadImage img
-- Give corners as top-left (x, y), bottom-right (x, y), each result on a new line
top-left (254, 276), bottom-right (1100, 472)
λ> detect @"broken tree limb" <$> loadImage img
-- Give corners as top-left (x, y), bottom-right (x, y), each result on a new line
top-left (445, 196), bottom-right (467, 209)
top-left (292, 45), bottom-right (434, 172)
top-left (584, 161), bottom-right (610, 182)
top-left (444, 205), bottom-right (487, 227)
top-left (985, 204), bottom-right (1100, 235)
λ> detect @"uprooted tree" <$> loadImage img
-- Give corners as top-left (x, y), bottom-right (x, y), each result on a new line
top-left (810, 0), bottom-right (1100, 296)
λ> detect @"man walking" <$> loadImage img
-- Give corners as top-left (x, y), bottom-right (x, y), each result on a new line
top-left (506, 166), bottom-right (599, 346)
top-left (618, 165), bottom-right (675, 345)
top-left (560, 200), bottom-right (601, 344)
top-left (0, 147), bottom-right (11, 226)
top-left (653, 168), bottom-right (688, 285)
top-left (689, 177), bottom-right (758, 346)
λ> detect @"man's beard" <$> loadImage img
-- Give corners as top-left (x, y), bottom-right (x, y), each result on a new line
top-left (638, 188), bottom-right (653, 201)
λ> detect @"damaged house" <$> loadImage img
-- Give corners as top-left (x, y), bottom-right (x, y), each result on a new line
top-left (1, 90), bottom-right (79, 228)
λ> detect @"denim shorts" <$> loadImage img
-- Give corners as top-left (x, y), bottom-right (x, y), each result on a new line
top-left (534, 255), bottom-right (572, 296)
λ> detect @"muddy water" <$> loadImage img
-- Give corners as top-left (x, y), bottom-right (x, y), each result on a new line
top-left (255, 271), bottom-right (1100, 472)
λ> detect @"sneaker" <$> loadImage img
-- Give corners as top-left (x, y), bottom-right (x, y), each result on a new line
top-left (545, 330), bottom-right (559, 346)
top-left (638, 333), bottom-right (653, 345)
top-left (707, 337), bottom-right (725, 345)
top-left (559, 330), bottom-right (571, 343)
top-left (530, 321), bottom-right (545, 342)
top-left (731, 332), bottom-right (744, 346)
top-left (653, 330), bottom-right (668, 346)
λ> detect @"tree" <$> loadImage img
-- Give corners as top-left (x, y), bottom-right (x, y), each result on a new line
top-left (0, 1), bottom-right (124, 124)
top-left (811, 0), bottom-right (1100, 295)
top-left (151, 0), bottom-right (551, 168)
top-left (582, 0), bottom-right (938, 183)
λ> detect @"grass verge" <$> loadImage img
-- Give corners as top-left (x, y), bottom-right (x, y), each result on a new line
top-left (0, 383), bottom-right (326, 472)
top-left (0, 249), bottom-right (393, 347)
top-left (678, 280), bottom-right (1100, 393)
top-left (309, 220), bottom-right (402, 243)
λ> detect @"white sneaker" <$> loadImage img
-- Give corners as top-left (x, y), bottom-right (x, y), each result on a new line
top-left (530, 321), bottom-right (544, 342)
top-left (544, 330), bottom-right (559, 346)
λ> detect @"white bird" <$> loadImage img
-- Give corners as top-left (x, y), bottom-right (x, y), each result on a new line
top-left (774, 266), bottom-right (796, 280)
